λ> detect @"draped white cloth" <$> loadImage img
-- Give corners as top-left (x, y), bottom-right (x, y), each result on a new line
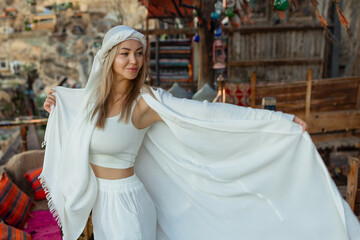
top-left (39, 25), bottom-right (360, 240)
top-left (41, 86), bottom-right (360, 240)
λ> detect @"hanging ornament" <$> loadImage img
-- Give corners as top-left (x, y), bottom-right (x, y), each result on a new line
top-left (225, 7), bottom-right (235, 17)
top-left (214, 26), bottom-right (222, 37)
top-left (226, 0), bottom-right (235, 8)
top-left (221, 16), bottom-right (230, 25)
top-left (274, 0), bottom-right (289, 11)
top-left (211, 11), bottom-right (220, 20)
top-left (333, 0), bottom-right (351, 37)
top-left (193, 9), bottom-right (198, 17)
top-left (214, 0), bottom-right (223, 15)
top-left (193, 34), bottom-right (200, 43)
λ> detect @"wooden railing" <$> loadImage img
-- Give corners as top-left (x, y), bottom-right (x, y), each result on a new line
top-left (0, 119), bottom-right (47, 152)
top-left (250, 70), bottom-right (360, 133)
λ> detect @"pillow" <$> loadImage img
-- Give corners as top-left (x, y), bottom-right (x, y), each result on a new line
top-left (24, 167), bottom-right (46, 200)
top-left (0, 222), bottom-right (32, 239)
top-left (0, 173), bottom-right (33, 229)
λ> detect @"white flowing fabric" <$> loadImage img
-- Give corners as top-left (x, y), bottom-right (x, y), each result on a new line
top-left (39, 25), bottom-right (360, 240)
top-left (41, 86), bottom-right (360, 240)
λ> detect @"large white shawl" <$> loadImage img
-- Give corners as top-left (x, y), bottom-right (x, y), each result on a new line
top-left (39, 25), bottom-right (360, 240)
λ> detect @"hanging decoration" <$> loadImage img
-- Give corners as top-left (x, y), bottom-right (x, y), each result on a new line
top-left (239, 0), bottom-right (253, 25)
top-left (211, 11), bottom-right (220, 20)
top-left (333, 0), bottom-right (351, 37)
top-left (225, 7), bottom-right (235, 17)
top-left (274, 0), bottom-right (289, 11)
top-left (310, 0), bottom-right (327, 27)
top-left (274, 0), bottom-right (289, 19)
top-left (212, 40), bottom-right (226, 69)
top-left (214, 26), bottom-right (223, 37)
top-left (193, 34), bottom-right (200, 42)
top-left (214, 0), bottom-right (223, 14)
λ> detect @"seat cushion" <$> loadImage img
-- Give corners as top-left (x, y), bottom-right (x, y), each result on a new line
top-left (4, 150), bottom-right (44, 199)
top-left (0, 222), bottom-right (32, 239)
top-left (0, 173), bottom-right (33, 229)
top-left (24, 167), bottom-right (46, 201)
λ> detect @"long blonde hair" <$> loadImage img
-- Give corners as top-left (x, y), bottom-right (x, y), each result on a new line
top-left (88, 44), bottom-right (146, 129)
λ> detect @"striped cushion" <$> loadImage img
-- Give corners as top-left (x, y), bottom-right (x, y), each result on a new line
top-left (0, 222), bottom-right (32, 239)
top-left (0, 173), bottom-right (33, 229)
top-left (24, 168), bottom-right (46, 200)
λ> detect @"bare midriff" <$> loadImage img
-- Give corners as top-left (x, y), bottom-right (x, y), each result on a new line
top-left (90, 163), bottom-right (134, 179)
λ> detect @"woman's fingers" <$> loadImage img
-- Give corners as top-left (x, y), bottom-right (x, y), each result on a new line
top-left (43, 89), bottom-right (56, 113)
top-left (293, 116), bottom-right (308, 132)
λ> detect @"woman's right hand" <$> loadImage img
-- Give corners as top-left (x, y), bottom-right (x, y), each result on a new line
top-left (43, 89), bottom-right (56, 113)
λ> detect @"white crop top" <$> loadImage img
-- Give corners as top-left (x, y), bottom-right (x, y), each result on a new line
top-left (89, 99), bottom-right (149, 169)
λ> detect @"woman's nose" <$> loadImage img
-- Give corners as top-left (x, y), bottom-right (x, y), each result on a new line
top-left (129, 53), bottom-right (137, 64)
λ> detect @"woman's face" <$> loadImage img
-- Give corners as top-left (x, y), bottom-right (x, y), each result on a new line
top-left (112, 39), bottom-right (144, 81)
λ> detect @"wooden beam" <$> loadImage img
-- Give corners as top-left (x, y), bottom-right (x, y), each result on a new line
top-left (230, 58), bottom-right (324, 67)
top-left (347, 157), bottom-right (359, 211)
top-left (305, 69), bottom-right (313, 122)
top-left (140, 28), bottom-right (197, 36)
top-left (308, 110), bottom-right (360, 133)
top-left (223, 25), bottom-right (325, 34)
top-left (356, 80), bottom-right (360, 109)
top-left (251, 72), bottom-right (256, 107)
top-left (313, 77), bottom-right (360, 83)
top-left (20, 126), bottom-right (28, 152)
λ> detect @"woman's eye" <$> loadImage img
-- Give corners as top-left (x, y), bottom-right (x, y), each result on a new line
top-left (120, 52), bottom-right (129, 56)
top-left (136, 52), bottom-right (143, 56)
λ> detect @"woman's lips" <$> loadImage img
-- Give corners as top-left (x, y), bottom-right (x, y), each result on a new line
top-left (127, 68), bottom-right (138, 72)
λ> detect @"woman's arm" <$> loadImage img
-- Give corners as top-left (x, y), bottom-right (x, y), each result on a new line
top-left (132, 97), bottom-right (163, 129)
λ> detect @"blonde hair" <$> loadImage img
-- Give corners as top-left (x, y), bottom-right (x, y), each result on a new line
top-left (88, 44), bottom-right (146, 129)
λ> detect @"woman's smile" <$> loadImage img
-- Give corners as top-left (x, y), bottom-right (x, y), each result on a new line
top-left (127, 67), bottom-right (138, 72)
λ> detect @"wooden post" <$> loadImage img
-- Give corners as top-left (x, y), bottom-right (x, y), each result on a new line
top-left (356, 80), bottom-right (360, 110)
top-left (155, 35), bottom-right (160, 86)
top-left (346, 157), bottom-right (359, 211)
top-left (20, 125), bottom-right (28, 152)
top-left (251, 72), bottom-right (256, 107)
top-left (227, 33), bottom-right (232, 80)
top-left (305, 69), bottom-right (312, 122)
top-left (330, 0), bottom-right (341, 78)
top-left (194, 0), bottom-right (216, 90)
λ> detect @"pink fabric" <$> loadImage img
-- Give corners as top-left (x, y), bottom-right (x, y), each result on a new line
top-left (23, 210), bottom-right (62, 239)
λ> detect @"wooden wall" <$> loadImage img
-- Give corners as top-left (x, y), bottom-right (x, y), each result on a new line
top-left (227, 25), bottom-right (326, 84)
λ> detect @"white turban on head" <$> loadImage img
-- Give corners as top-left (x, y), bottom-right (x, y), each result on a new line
top-left (84, 25), bottom-right (146, 102)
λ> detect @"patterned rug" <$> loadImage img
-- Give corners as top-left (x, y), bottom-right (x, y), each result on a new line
top-left (225, 83), bottom-right (251, 106)
top-left (23, 210), bottom-right (62, 239)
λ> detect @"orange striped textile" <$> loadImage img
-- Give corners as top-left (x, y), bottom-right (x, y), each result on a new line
top-left (0, 173), bottom-right (33, 228)
top-left (24, 168), bottom-right (46, 200)
top-left (0, 222), bottom-right (32, 239)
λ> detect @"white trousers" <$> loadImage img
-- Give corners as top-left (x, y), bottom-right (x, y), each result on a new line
top-left (92, 174), bottom-right (157, 240)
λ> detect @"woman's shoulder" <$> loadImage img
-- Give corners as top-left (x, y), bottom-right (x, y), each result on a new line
top-left (139, 85), bottom-right (156, 95)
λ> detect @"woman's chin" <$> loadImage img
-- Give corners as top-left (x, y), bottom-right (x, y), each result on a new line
top-left (126, 72), bottom-right (139, 80)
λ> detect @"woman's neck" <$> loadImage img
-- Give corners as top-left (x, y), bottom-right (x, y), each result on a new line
top-left (112, 77), bottom-right (130, 96)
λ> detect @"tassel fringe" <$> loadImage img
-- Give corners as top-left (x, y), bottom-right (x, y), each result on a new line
top-left (39, 175), bottom-right (63, 229)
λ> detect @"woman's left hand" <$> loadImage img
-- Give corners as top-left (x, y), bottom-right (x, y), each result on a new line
top-left (293, 116), bottom-right (308, 132)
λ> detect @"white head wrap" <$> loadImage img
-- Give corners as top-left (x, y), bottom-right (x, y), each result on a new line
top-left (84, 25), bottom-right (146, 102)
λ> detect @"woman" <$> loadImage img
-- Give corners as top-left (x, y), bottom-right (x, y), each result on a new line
top-left (42, 25), bottom-right (358, 240)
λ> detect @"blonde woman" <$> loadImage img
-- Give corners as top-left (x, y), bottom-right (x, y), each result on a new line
top-left (42, 26), bottom-right (359, 240)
